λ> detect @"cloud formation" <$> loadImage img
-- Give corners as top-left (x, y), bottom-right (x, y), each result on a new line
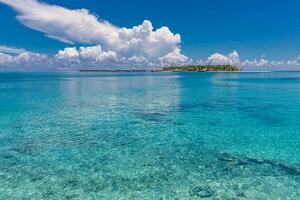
top-left (1, 47), bottom-right (300, 71)
top-left (3, 47), bottom-right (300, 71)
top-left (54, 45), bottom-right (118, 67)
top-left (207, 51), bottom-right (240, 65)
top-left (0, 0), bottom-right (185, 66)
top-left (1, 0), bottom-right (300, 70)
top-left (215, 51), bottom-right (300, 71)
top-left (52, 45), bottom-right (191, 68)
top-left (0, 51), bottom-right (48, 70)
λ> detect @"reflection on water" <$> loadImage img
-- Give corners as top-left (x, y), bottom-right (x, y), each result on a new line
top-left (0, 72), bottom-right (300, 199)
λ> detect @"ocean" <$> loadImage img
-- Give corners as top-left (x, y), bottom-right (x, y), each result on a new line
top-left (0, 71), bottom-right (300, 199)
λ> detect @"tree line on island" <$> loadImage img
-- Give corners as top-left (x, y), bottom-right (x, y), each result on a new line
top-left (161, 65), bottom-right (239, 72)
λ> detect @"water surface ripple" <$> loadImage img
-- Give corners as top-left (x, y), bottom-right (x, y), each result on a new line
top-left (0, 72), bottom-right (300, 199)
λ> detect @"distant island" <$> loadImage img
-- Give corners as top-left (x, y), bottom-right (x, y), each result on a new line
top-left (79, 65), bottom-right (239, 72)
top-left (161, 65), bottom-right (239, 72)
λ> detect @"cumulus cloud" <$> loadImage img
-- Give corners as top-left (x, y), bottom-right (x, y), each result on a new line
top-left (0, 53), bottom-right (13, 64)
top-left (0, 45), bottom-right (189, 69)
top-left (53, 45), bottom-right (118, 67)
top-left (242, 59), bottom-right (269, 67)
top-left (2, 46), bottom-right (300, 71)
top-left (52, 45), bottom-right (191, 68)
top-left (0, 0), bottom-right (186, 66)
top-left (240, 55), bottom-right (300, 71)
top-left (204, 51), bottom-right (267, 69)
top-left (198, 51), bottom-right (300, 71)
top-left (159, 47), bottom-right (191, 66)
top-left (15, 52), bottom-right (48, 65)
top-left (0, 51), bottom-right (48, 69)
top-left (207, 50), bottom-right (240, 65)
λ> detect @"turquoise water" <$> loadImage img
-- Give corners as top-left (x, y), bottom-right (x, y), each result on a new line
top-left (0, 71), bottom-right (300, 199)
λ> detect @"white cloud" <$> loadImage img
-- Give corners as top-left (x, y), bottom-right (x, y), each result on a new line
top-left (15, 52), bottom-right (48, 65)
top-left (286, 55), bottom-right (300, 66)
top-left (0, 53), bottom-right (14, 64)
top-left (0, 0), bottom-right (185, 65)
top-left (79, 46), bottom-right (117, 62)
top-left (240, 55), bottom-right (300, 71)
top-left (207, 50), bottom-right (240, 65)
top-left (198, 51), bottom-right (300, 71)
top-left (159, 47), bottom-right (191, 66)
top-left (52, 45), bottom-right (189, 68)
top-left (126, 55), bottom-right (148, 64)
top-left (0, 51), bottom-right (48, 69)
top-left (3, 47), bottom-right (300, 71)
top-left (241, 59), bottom-right (269, 67)
top-left (53, 45), bottom-right (118, 67)
top-left (0, 0), bottom-right (118, 45)
top-left (56, 47), bottom-right (79, 59)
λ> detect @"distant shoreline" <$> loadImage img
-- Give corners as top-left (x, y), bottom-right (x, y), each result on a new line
top-left (161, 65), bottom-right (239, 72)
top-left (79, 65), bottom-right (240, 73)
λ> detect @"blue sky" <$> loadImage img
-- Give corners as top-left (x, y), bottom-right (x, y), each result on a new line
top-left (1, 0), bottom-right (300, 70)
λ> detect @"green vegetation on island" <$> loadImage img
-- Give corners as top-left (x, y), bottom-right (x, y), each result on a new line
top-left (161, 65), bottom-right (239, 72)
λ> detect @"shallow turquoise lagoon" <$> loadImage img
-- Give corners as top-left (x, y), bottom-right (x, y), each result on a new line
top-left (0, 71), bottom-right (300, 199)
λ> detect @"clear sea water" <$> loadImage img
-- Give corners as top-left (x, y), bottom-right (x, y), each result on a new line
top-left (0, 71), bottom-right (300, 199)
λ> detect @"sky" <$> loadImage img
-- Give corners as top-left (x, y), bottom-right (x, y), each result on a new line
top-left (0, 0), bottom-right (300, 70)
